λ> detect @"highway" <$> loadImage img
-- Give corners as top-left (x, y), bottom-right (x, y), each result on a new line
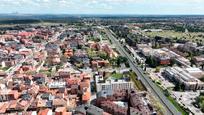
top-left (104, 28), bottom-right (182, 115)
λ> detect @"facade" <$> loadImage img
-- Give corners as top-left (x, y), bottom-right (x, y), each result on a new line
top-left (193, 56), bottom-right (204, 66)
top-left (45, 43), bottom-right (61, 65)
top-left (163, 67), bottom-right (204, 90)
top-left (161, 48), bottom-right (191, 67)
top-left (75, 104), bottom-right (104, 115)
top-left (153, 49), bottom-right (171, 65)
top-left (95, 89), bottom-right (154, 115)
top-left (96, 79), bottom-right (134, 92)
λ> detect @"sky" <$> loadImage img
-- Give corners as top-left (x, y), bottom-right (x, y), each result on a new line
top-left (0, 0), bottom-right (204, 15)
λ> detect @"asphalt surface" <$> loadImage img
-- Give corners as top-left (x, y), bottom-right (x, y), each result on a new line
top-left (104, 28), bottom-right (182, 115)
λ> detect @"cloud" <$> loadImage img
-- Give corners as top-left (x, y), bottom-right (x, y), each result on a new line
top-left (0, 0), bottom-right (204, 14)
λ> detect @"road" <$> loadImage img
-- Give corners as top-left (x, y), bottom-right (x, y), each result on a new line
top-left (104, 28), bottom-right (182, 115)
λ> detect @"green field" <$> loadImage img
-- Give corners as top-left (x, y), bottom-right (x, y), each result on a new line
top-left (0, 67), bottom-right (10, 71)
top-left (111, 73), bottom-right (123, 79)
top-left (129, 72), bottom-right (146, 91)
top-left (144, 30), bottom-right (204, 43)
top-left (167, 96), bottom-right (189, 115)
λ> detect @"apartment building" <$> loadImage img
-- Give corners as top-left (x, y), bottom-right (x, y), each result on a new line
top-left (96, 78), bottom-right (133, 92)
top-left (163, 67), bottom-right (204, 90)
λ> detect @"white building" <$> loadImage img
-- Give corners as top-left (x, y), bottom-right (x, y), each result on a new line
top-left (48, 82), bottom-right (66, 89)
top-left (96, 78), bottom-right (133, 92)
top-left (163, 67), bottom-right (204, 90)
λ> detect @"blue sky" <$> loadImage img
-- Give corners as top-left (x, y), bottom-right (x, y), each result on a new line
top-left (0, 0), bottom-right (204, 14)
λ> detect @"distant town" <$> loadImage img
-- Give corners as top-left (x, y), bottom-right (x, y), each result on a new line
top-left (0, 15), bottom-right (204, 115)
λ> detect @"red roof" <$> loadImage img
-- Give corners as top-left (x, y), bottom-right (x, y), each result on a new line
top-left (38, 108), bottom-right (52, 115)
top-left (18, 32), bottom-right (33, 37)
top-left (82, 92), bottom-right (91, 102)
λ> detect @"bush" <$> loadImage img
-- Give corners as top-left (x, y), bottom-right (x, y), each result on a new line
top-left (155, 67), bottom-right (160, 73)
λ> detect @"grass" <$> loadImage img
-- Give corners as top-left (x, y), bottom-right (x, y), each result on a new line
top-left (167, 96), bottom-right (189, 115)
top-left (25, 71), bottom-right (36, 75)
top-left (111, 73), bottom-right (123, 79)
top-left (0, 66), bottom-right (10, 71)
top-left (154, 82), bottom-right (189, 115)
top-left (144, 30), bottom-right (204, 42)
top-left (129, 72), bottom-right (146, 91)
top-left (39, 70), bottom-right (52, 77)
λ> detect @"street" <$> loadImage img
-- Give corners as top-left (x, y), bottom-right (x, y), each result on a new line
top-left (104, 28), bottom-right (182, 115)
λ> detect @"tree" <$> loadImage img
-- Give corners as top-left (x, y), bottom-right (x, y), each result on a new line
top-left (62, 48), bottom-right (66, 54)
top-left (145, 56), bottom-right (158, 68)
top-left (98, 51), bottom-right (108, 60)
top-left (154, 36), bottom-right (162, 48)
top-left (201, 63), bottom-right (204, 70)
top-left (116, 56), bottom-right (128, 66)
top-left (169, 59), bottom-right (176, 66)
top-left (163, 89), bottom-right (170, 97)
top-left (155, 67), bottom-right (160, 73)
top-left (174, 82), bottom-right (185, 91)
top-left (110, 58), bottom-right (117, 66)
top-left (200, 102), bottom-right (204, 112)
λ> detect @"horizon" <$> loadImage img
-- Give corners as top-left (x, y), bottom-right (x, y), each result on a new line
top-left (1, 13), bottom-right (204, 17)
top-left (0, 0), bottom-right (204, 15)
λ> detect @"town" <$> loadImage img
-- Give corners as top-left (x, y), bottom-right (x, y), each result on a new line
top-left (0, 15), bottom-right (204, 115)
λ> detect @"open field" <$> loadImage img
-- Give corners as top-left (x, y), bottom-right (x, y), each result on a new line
top-left (129, 71), bottom-right (146, 91)
top-left (144, 30), bottom-right (204, 43)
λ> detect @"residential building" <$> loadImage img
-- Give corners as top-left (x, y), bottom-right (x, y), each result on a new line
top-left (163, 67), bottom-right (204, 90)
top-left (96, 78), bottom-right (133, 92)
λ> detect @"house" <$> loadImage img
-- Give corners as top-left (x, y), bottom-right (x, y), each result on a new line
top-left (45, 43), bottom-right (61, 65)
top-left (52, 98), bottom-right (67, 107)
top-left (101, 44), bottom-right (115, 58)
top-left (64, 49), bottom-right (73, 58)
top-left (1, 60), bottom-right (15, 68)
top-left (55, 107), bottom-right (67, 115)
top-left (48, 82), bottom-right (66, 89)
top-left (32, 34), bottom-right (46, 43)
top-left (0, 90), bottom-right (19, 102)
top-left (18, 32), bottom-right (34, 38)
top-left (71, 50), bottom-right (90, 67)
top-left (82, 92), bottom-right (91, 103)
top-left (58, 70), bottom-right (70, 78)
top-left (0, 102), bottom-right (9, 114)
top-left (7, 100), bottom-right (18, 111)
top-left (75, 104), bottom-right (104, 115)
top-left (33, 74), bottom-right (46, 84)
top-left (88, 41), bottom-right (100, 50)
top-left (91, 60), bottom-right (109, 68)
top-left (38, 108), bottom-right (52, 115)
top-left (0, 71), bottom-right (7, 79)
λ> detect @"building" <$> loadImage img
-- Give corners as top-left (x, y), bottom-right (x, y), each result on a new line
top-left (193, 56), bottom-right (204, 67)
top-left (0, 90), bottom-right (19, 102)
top-left (48, 82), bottom-right (66, 89)
top-left (95, 89), bottom-right (153, 115)
top-left (74, 104), bottom-right (104, 115)
top-left (185, 67), bottom-right (204, 78)
top-left (45, 43), bottom-right (61, 65)
top-left (38, 108), bottom-right (52, 115)
top-left (161, 48), bottom-right (191, 67)
top-left (96, 78), bottom-right (133, 92)
top-left (91, 60), bottom-right (109, 68)
top-left (163, 67), bottom-right (204, 90)
top-left (153, 49), bottom-right (171, 65)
